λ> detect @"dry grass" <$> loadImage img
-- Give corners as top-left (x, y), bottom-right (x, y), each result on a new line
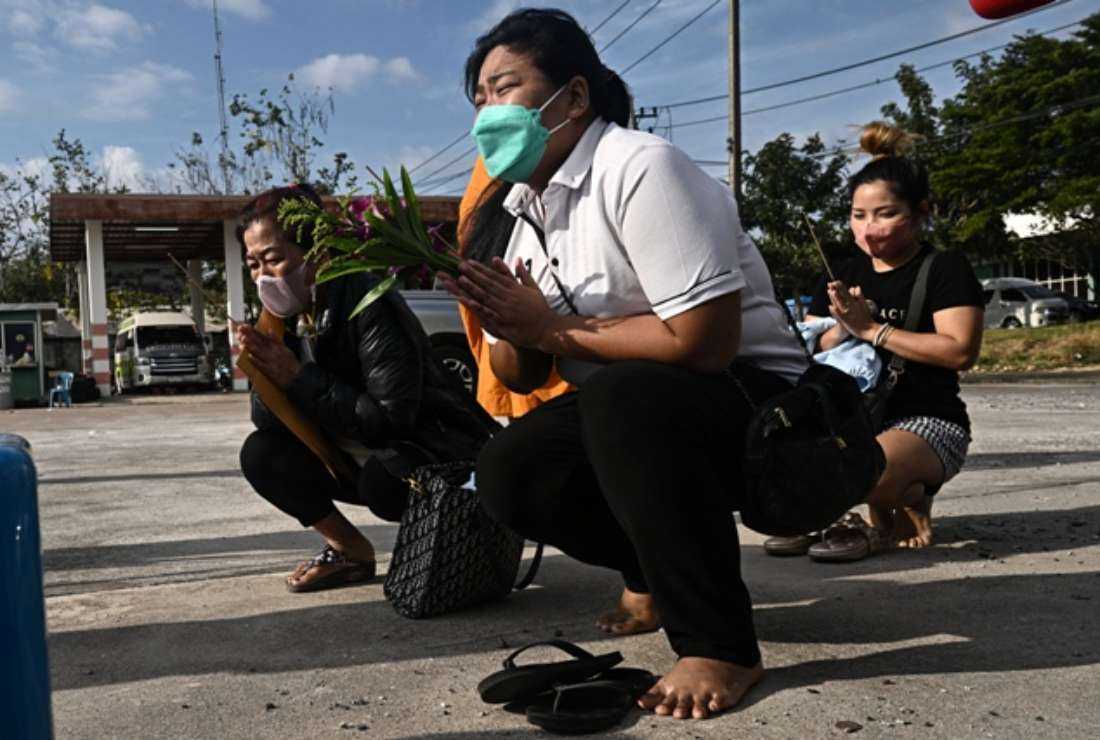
top-left (971, 321), bottom-right (1100, 374)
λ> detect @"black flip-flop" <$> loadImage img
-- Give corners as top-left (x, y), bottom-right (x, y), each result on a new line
top-left (477, 640), bottom-right (623, 705)
top-left (525, 679), bottom-right (636, 735)
top-left (594, 667), bottom-right (658, 698)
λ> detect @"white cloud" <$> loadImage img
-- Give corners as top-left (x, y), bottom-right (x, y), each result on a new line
top-left (184, 0), bottom-right (271, 21)
top-left (83, 61), bottom-right (192, 121)
top-left (8, 8), bottom-right (43, 34)
top-left (54, 3), bottom-right (148, 51)
top-left (0, 79), bottom-right (22, 114)
top-left (0, 157), bottom-right (51, 186)
top-left (100, 145), bottom-right (145, 190)
top-left (384, 57), bottom-right (421, 83)
top-left (295, 53), bottom-right (423, 93)
top-left (12, 41), bottom-right (58, 73)
top-left (296, 53), bottom-right (380, 92)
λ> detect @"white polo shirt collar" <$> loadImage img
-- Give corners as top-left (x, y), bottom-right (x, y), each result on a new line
top-left (502, 118), bottom-right (608, 219)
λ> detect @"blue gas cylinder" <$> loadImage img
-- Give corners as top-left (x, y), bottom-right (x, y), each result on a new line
top-left (1, 433), bottom-right (53, 739)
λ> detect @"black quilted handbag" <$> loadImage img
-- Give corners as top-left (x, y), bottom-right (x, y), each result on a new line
top-left (383, 460), bottom-right (542, 619)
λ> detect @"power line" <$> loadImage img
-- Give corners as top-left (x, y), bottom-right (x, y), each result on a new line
top-left (600, 0), bottom-right (661, 54)
top-left (809, 91), bottom-right (1100, 160)
top-left (670, 18), bottom-right (1089, 130)
top-left (407, 130), bottom-right (468, 176)
top-left (657, 0), bottom-right (1073, 110)
top-left (590, 0), bottom-right (634, 35)
top-left (418, 166), bottom-right (476, 192)
top-left (689, 90), bottom-right (1100, 166)
top-left (621, 0), bottom-right (723, 75)
top-left (406, 0), bottom-right (650, 182)
top-left (414, 144), bottom-right (478, 188)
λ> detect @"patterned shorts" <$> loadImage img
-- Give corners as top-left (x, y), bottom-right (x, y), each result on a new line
top-left (883, 415), bottom-right (971, 494)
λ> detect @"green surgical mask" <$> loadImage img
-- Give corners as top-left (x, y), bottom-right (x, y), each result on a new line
top-left (471, 84), bottom-right (570, 183)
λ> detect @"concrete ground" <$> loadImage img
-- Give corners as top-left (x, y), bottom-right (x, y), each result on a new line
top-left (7, 380), bottom-right (1100, 739)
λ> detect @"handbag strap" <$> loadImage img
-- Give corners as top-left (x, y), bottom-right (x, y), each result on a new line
top-left (514, 541), bottom-right (543, 590)
top-left (881, 251), bottom-right (936, 390)
top-left (516, 212), bottom-right (579, 315)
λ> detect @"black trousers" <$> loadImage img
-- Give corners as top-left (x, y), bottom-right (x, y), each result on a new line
top-left (240, 429), bottom-right (411, 527)
top-left (477, 360), bottom-right (790, 667)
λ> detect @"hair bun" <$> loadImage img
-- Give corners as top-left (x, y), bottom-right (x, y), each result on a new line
top-left (859, 121), bottom-right (918, 160)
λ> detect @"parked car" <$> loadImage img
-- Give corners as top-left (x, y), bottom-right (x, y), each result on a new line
top-left (981, 278), bottom-right (1069, 329)
top-left (1055, 291), bottom-right (1100, 323)
top-left (113, 311), bottom-right (213, 393)
top-left (400, 290), bottom-right (478, 396)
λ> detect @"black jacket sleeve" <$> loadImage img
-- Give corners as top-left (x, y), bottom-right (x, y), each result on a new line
top-left (250, 391), bottom-right (287, 432)
top-left (284, 293), bottom-right (423, 447)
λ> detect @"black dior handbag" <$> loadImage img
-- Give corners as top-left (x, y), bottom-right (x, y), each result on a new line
top-left (383, 461), bottom-right (542, 619)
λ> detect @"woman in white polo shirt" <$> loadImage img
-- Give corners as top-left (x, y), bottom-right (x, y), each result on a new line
top-left (440, 9), bottom-right (807, 720)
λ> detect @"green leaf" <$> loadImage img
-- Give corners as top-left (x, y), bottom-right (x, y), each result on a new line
top-left (362, 210), bottom-right (431, 258)
top-left (316, 262), bottom-right (374, 284)
top-left (380, 168), bottom-right (409, 233)
top-left (348, 273), bottom-right (399, 318)
top-left (401, 165), bottom-right (432, 245)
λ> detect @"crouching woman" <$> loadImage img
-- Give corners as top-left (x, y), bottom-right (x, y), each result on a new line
top-left (235, 184), bottom-right (496, 592)
top-left (443, 9), bottom-right (807, 719)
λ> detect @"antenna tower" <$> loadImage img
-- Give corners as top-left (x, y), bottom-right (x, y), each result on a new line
top-left (212, 0), bottom-right (231, 193)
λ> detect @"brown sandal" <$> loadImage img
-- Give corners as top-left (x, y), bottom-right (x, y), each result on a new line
top-left (286, 545), bottom-right (377, 593)
top-left (763, 533), bottom-right (818, 556)
top-left (808, 512), bottom-right (889, 562)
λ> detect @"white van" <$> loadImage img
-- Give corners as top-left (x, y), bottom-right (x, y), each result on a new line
top-left (114, 312), bottom-right (212, 393)
top-left (981, 278), bottom-right (1069, 329)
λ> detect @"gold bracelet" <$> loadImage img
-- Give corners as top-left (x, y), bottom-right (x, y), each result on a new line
top-left (877, 324), bottom-right (896, 348)
top-left (872, 323), bottom-right (889, 347)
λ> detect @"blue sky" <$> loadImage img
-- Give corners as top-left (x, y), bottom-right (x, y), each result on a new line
top-left (0, 0), bottom-right (1095, 194)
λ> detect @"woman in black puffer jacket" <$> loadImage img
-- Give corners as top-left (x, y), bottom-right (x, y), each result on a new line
top-left (235, 184), bottom-right (496, 593)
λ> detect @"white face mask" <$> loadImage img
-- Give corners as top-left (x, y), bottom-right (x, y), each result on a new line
top-left (255, 260), bottom-right (311, 318)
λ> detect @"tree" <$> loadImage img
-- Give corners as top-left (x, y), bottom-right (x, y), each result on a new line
top-left (740, 133), bottom-right (850, 296)
top-left (933, 16), bottom-right (1100, 260)
top-left (0, 129), bottom-right (125, 304)
top-left (162, 76), bottom-right (359, 197)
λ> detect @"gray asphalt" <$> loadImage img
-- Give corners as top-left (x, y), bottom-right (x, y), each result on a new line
top-left (6, 380), bottom-right (1099, 739)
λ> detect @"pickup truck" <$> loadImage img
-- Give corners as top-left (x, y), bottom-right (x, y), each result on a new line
top-left (400, 290), bottom-right (478, 396)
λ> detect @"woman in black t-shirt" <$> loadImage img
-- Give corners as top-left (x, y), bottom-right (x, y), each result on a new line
top-left (795, 122), bottom-right (984, 562)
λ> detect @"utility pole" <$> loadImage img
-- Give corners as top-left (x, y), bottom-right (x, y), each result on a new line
top-left (212, 0), bottom-right (231, 194)
top-left (727, 0), bottom-right (742, 198)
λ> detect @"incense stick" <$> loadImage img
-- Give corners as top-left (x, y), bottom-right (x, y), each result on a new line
top-left (802, 215), bottom-right (837, 283)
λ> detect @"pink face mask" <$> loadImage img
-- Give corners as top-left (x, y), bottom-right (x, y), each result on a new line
top-left (854, 219), bottom-right (914, 261)
top-left (256, 261), bottom-right (311, 318)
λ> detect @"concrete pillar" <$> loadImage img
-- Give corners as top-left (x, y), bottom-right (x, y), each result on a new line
top-left (223, 219), bottom-right (248, 391)
top-left (84, 222), bottom-right (111, 397)
top-left (187, 259), bottom-right (205, 335)
top-left (76, 260), bottom-right (92, 374)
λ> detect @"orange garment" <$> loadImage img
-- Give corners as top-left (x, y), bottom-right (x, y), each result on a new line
top-left (457, 157), bottom-right (573, 417)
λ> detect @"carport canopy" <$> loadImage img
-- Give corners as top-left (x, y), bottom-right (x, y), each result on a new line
top-left (48, 192), bottom-right (461, 395)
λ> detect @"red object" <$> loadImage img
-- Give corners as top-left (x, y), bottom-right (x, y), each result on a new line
top-left (969, 0), bottom-right (1055, 19)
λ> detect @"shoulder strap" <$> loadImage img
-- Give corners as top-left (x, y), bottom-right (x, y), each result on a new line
top-left (774, 288), bottom-right (816, 364)
top-left (514, 542), bottom-right (543, 590)
top-left (516, 212), bottom-right (579, 315)
top-left (884, 251), bottom-right (937, 382)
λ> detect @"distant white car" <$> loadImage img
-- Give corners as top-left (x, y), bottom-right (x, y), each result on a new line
top-left (981, 278), bottom-right (1069, 329)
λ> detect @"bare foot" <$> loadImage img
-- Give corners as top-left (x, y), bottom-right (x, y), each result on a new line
top-left (638, 657), bottom-right (763, 719)
top-left (596, 587), bottom-right (660, 636)
top-left (895, 494), bottom-right (934, 548)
